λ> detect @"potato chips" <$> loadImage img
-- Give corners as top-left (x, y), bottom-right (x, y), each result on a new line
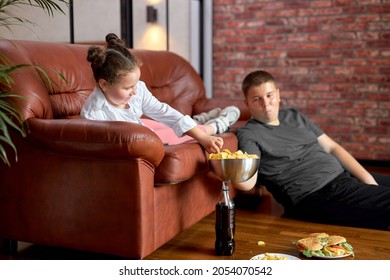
top-left (260, 253), bottom-right (288, 260)
top-left (209, 149), bottom-right (259, 159)
top-left (251, 253), bottom-right (288, 260)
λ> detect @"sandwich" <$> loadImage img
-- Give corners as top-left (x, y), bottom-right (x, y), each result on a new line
top-left (297, 237), bottom-right (323, 252)
top-left (309, 232), bottom-right (329, 239)
top-left (323, 235), bottom-right (353, 257)
top-left (294, 233), bottom-right (354, 258)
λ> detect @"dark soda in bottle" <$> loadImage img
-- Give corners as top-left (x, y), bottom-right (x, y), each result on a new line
top-left (215, 184), bottom-right (235, 256)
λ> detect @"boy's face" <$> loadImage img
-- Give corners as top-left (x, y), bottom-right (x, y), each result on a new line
top-left (99, 67), bottom-right (141, 108)
top-left (244, 81), bottom-right (281, 125)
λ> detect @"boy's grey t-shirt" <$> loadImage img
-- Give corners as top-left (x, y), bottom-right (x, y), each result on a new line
top-left (237, 108), bottom-right (344, 207)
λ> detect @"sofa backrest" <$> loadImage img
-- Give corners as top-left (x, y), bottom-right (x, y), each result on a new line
top-left (132, 49), bottom-right (206, 116)
top-left (0, 40), bottom-right (206, 121)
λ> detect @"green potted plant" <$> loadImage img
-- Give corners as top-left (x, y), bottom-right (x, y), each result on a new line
top-left (0, 0), bottom-right (68, 166)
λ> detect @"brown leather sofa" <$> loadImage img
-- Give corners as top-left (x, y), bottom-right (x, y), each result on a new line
top-left (0, 40), bottom-right (248, 259)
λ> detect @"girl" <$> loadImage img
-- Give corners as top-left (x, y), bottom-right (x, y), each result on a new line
top-left (81, 33), bottom-right (240, 154)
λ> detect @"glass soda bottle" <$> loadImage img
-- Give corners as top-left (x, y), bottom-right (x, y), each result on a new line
top-left (215, 182), bottom-right (235, 256)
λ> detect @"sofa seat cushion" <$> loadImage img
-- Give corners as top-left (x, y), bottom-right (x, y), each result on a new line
top-left (154, 132), bottom-right (238, 184)
top-left (155, 143), bottom-right (207, 184)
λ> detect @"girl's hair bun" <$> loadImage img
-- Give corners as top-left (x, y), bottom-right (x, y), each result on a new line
top-left (106, 33), bottom-right (119, 43)
top-left (106, 33), bottom-right (126, 47)
top-left (87, 46), bottom-right (105, 66)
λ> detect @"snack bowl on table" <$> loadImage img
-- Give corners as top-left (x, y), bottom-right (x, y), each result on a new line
top-left (209, 158), bottom-right (259, 183)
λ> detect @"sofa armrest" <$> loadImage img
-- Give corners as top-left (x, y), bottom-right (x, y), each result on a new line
top-left (193, 98), bottom-right (250, 120)
top-left (25, 118), bottom-right (165, 167)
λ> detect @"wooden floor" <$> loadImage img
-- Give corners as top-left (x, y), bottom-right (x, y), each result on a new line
top-left (1, 163), bottom-right (389, 260)
top-left (145, 191), bottom-right (390, 260)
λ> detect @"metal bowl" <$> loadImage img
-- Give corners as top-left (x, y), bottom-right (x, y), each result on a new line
top-left (209, 158), bottom-right (260, 183)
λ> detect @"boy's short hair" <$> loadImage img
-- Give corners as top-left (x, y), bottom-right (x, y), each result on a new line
top-left (241, 70), bottom-right (276, 97)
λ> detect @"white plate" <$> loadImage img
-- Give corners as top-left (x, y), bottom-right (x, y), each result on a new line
top-left (311, 252), bottom-right (353, 259)
top-left (250, 253), bottom-right (300, 260)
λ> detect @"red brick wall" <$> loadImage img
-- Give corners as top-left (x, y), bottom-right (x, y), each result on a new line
top-left (212, 0), bottom-right (390, 160)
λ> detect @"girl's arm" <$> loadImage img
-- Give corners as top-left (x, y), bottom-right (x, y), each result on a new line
top-left (185, 126), bottom-right (224, 154)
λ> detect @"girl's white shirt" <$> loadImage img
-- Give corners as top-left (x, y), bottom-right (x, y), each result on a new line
top-left (81, 81), bottom-right (196, 137)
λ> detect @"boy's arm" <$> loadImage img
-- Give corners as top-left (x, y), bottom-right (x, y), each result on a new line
top-left (231, 171), bottom-right (258, 191)
top-left (317, 134), bottom-right (378, 185)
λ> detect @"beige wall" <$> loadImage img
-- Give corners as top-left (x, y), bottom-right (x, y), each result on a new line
top-left (0, 0), bottom-right (120, 43)
top-left (0, 0), bottom-right (213, 96)
top-left (1, 1), bottom-right (194, 57)
top-left (132, 0), bottom-right (194, 67)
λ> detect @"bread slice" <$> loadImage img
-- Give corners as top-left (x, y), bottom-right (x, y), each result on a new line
top-left (309, 232), bottom-right (329, 239)
top-left (327, 235), bottom-right (346, 246)
top-left (297, 237), bottom-right (323, 251)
